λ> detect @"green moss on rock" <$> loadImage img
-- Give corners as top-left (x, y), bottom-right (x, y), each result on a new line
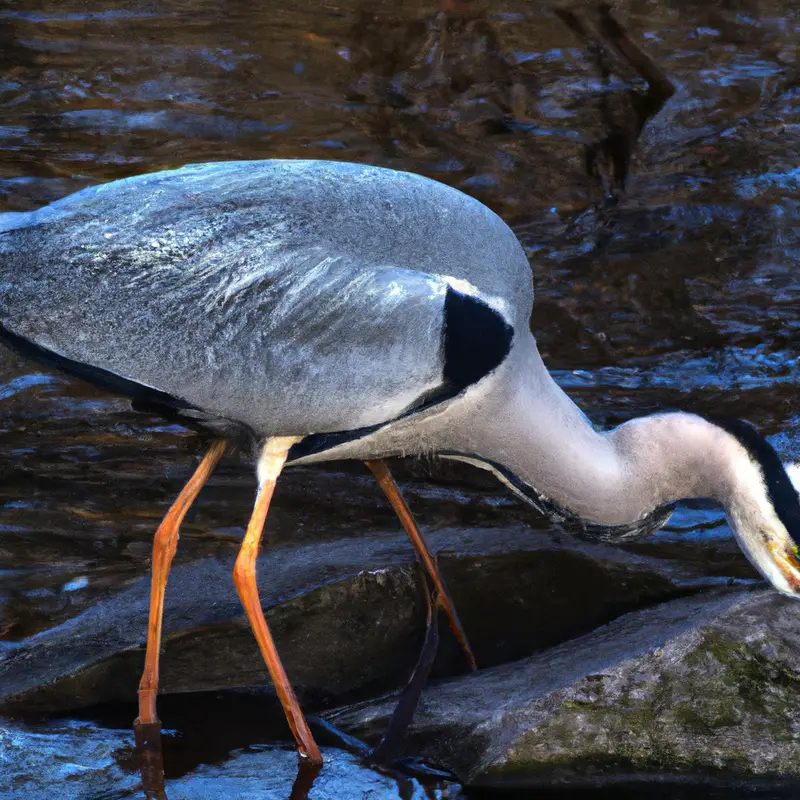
top-left (488, 626), bottom-right (800, 782)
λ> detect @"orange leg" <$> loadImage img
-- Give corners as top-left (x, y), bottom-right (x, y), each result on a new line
top-left (364, 459), bottom-right (477, 672)
top-left (135, 439), bottom-right (227, 726)
top-left (233, 436), bottom-right (323, 767)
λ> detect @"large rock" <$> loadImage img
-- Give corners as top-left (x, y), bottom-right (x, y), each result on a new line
top-left (0, 523), bottom-right (722, 713)
top-left (327, 589), bottom-right (800, 787)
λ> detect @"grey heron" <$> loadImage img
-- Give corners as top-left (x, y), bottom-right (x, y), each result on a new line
top-left (0, 159), bottom-right (798, 767)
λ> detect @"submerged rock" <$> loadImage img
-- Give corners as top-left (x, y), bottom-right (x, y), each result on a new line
top-left (0, 719), bottom-right (139, 799)
top-left (328, 589), bottom-right (800, 787)
top-left (0, 716), bottom-right (453, 800)
top-left (0, 524), bottom-right (721, 713)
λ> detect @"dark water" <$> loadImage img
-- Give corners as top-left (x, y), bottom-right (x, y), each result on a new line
top-left (0, 0), bottom-right (798, 797)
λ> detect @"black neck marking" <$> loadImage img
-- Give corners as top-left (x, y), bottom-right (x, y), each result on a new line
top-left (702, 414), bottom-right (800, 540)
top-left (441, 452), bottom-right (674, 542)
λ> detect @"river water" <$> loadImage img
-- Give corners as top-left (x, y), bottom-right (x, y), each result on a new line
top-left (0, 0), bottom-right (797, 797)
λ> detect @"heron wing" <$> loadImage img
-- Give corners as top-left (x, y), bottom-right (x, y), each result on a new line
top-left (0, 163), bottom-right (459, 437)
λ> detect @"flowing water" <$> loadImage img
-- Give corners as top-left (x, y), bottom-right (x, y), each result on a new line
top-left (0, 0), bottom-right (797, 797)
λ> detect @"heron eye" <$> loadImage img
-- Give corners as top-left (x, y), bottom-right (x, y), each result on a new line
top-left (788, 545), bottom-right (800, 569)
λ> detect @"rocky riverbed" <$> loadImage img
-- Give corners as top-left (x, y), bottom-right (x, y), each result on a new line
top-left (0, 521), bottom-right (733, 713)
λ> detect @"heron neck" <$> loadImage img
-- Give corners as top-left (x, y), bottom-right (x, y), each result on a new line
top-left (455, 333), bottom-right (731, 526)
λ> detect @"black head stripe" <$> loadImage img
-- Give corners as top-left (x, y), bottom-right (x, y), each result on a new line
top-left (705, 415), bottom-right (800, 540)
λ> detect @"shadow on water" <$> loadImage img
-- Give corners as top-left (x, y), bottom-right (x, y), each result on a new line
top-left (0, 0), bottom-right (798, 795)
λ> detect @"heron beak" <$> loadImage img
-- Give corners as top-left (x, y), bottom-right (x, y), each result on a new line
top-left (769, 542), bottom-right (800, 594)
top-left (777, 464), bottom-right (800, 593)
top-left (786, 545), bottom-right (800, 575)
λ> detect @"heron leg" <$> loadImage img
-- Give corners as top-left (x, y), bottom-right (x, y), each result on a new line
top-left (364, 459), bottom-right (477, 672)
top-left (234, 436), bottom-right (323, 767)
top-left (135, 439), bottom-right (227, 726)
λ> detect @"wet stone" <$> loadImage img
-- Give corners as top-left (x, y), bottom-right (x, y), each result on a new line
top-left (0, 525), bottom-right (723, 714)
top-left (327, 589), bottom-right (800, 788)
top-left (0, 716), bottom-right (459, 800)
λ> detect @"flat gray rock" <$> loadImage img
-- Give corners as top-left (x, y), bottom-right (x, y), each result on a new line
top-left (0, 524), bottom-right (717, 713)
top-left (327, 588), bottom-right (800, 786)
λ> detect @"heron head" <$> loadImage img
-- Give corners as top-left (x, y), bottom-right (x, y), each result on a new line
top-left (713, 417), bottom-right (800, 598)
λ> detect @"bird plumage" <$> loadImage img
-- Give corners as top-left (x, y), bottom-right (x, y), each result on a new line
top-left (0, 160), bottom-right (528, 439)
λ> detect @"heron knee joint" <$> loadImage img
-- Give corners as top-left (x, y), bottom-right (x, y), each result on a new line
top-left (233, 557), bottom-right (256, 584)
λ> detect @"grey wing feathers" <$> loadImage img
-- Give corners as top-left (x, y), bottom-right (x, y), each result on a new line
top-left (0, 163), bottom-right (452, 436)
top-left (0, 160), bottom-right (529, 437)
